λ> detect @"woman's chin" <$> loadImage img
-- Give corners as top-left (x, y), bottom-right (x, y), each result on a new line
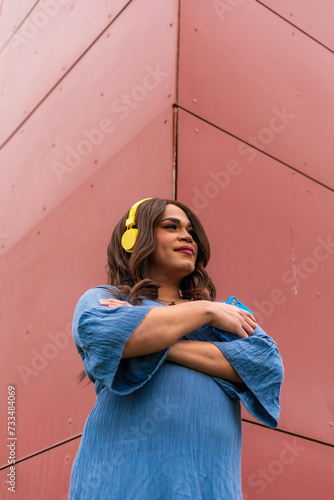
top-left (180, 264), bottom-right (196, 278)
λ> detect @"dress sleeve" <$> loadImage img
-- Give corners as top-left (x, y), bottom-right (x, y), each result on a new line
top-left (210, 325), bottom-right (284, 429)
top-left (72, 287), bottom-right (169, 395)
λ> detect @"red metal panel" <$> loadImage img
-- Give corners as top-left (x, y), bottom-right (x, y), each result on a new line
top-left (241, 422), bottom-right (334, 500)
top-left (177, 109), bottom-right (334, 444)
top-left (0, 0), bottom-right (37, 47)
top-left (261, 0), bottom-right (334, 51)
top-left (0, 438), bottom-right (79, 500)
top-left (0, 0), bottom-right (129, 144)
top-left (0, 109), bottom-right (174, 465)
top-left (1, 0), bottom-right (333, 495)
top-left (0, 0), bottom-right (177, 256)
top-left (179, 0), bottom-right (334, 189)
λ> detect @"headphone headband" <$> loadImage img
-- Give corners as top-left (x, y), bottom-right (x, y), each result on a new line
top-left (125, 198), bottom-right (152, 229)
top-left (121, 198), bottom-right (152, 252)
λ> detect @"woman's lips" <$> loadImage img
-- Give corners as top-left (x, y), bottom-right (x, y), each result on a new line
top-left (175, 246), bottom-right (194, 255)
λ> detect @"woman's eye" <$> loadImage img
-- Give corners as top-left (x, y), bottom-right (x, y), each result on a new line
top-left (163, 225), bottom-right (177, 230)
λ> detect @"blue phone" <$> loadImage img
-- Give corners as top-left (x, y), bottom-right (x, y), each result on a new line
top-left (213, 296), bottom-right (253, 342)
top-left (226, 296), bottom-right (253, 314)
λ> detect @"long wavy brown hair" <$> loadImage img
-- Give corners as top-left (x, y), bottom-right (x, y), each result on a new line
top-left (78, 198), bottom-right (216, 383)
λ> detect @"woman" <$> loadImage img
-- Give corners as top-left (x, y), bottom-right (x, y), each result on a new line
top-left (68, 198), bottom-right (284, 500)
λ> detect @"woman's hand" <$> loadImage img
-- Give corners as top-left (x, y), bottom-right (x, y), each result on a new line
top-left (99, 299), bottom-right (255, 338)
top-left (99, 298), bottom-right (132, 308)
top-left (209, 302), bottom-right (256, 339)
top-left (98, 298), bottom-right (255, 357)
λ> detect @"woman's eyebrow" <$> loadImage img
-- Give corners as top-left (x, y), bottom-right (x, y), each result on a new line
top-left (160, 217), bottom-right (192, 227)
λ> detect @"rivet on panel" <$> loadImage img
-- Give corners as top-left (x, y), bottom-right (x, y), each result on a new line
top-left (164, 120), bottom-right (167, 124)
top-left (107, 34), bottom-right (110, 38)
top-left (292, 32), bottom-right (295, 36)
top-left (169, 23), bottom-right (173, 27)
top-left (194, 128), bottom-right (199, 133)
top-left (65, 456), bottom-right (70, 462)
top-left (70, 5), bottom-right (74, 9)
top-left (37, 231), bottom-right (41, 235)
top-left (304, 162), bottom-right (308, 166)
top-left (316, 292), bottom-right (320, 297)
top-left (167, 94), bottom-right (171, 98)
top-left (43, 206), bottom-right (46, 211)
top-left (52, 143), bottom-right (56, 148)
top-left (68, 419), bottom-right (72, 425)
top-left (94, 160), bottom-right (98, 164)
top-left (330, 421), bottom-right (334, 427)
top-left (307, 189), bottom-right (311, 193)
top-left (108, 14), bottom-right (112, 18)
top-left (62, 66), bottom-right (66, 71)
top-left (296, 92), bottom-right (301, 97)
top-left (193, 98), bottom-right (197, 103)
top-left (194, 28), bottom-right (198, 32)
top-left (59, 87), bottom-right (63, 91)
top-left (11, 184), bottom-right (15, 188)
top-left (25, 330), bottom-right (30, 337)
top-left (101, 93), bottom-right (104, 97)
top-left (290, 12), bottom-right (293, 16)
top-left (90, 184), bottom-right (94, 188)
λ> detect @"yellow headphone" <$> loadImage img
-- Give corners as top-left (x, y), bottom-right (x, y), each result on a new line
top-left (121, 198), bottom-right (152, 253)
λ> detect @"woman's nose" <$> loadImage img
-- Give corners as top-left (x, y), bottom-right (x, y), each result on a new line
top-left (179, 229), bottom-right (193, 241)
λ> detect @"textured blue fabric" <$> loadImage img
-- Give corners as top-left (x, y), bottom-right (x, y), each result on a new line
top-left (184, 324), bottom-right (284, 428)
top-left (68, 286), bottom-right (284, 500)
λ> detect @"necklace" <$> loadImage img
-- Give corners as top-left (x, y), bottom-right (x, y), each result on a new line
top-left (159, 297), bottom-right (183, 306)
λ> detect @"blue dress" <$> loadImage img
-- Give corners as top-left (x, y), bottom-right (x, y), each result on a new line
top-left (68, 286), bottom-right (284, 500)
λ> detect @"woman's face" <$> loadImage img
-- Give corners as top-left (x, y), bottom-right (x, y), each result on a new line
top-left (148, 204), bottom-right (198, 284)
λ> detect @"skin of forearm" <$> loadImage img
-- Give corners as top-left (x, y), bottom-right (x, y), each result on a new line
top-left (166, 341), bottom-right (243, 383)
top-left (122, 301), bottom-right (213, 358)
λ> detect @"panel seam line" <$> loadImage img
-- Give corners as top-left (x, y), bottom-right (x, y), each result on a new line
top-left (242, 418), bottom-right (334, 448)
top-left (0, 0), bottom-right (134, 151)
top-left (1, 418), bottom-right (333, 471)
top-left (176, 105), bottom-right (334, 194)
top-left (255, 0), bottom-right (334, 55)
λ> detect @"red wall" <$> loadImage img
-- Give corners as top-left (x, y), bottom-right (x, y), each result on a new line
top-left (1, 1), bottom-right (333, 498)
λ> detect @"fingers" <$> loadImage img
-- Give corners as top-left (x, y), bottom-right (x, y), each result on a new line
top-left (226, 305), bottom-right (257, 338)
top-left (242, 314), bottom-right (257, 336)
top-left (99, 298), bottom-right (132, 308)
top-left (238, 312), bottom-right (256, 337)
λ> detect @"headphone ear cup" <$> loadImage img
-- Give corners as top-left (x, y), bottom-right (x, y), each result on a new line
top-left (121, 228), bottom-right (138, 253)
